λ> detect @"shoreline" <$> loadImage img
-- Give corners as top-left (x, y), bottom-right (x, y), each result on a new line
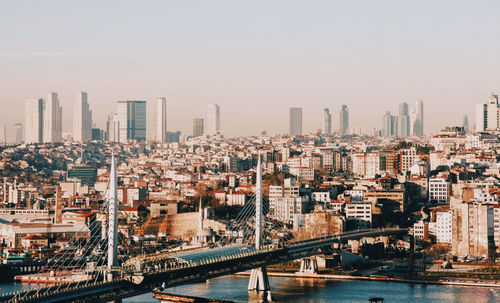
top-left (234, 271), bottom-right (500, 288)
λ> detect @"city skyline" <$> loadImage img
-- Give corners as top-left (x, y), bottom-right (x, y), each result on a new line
top-left (1, 2), bottom-right (497, 137)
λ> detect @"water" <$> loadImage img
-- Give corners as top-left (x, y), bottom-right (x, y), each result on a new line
top-left (124, 276), bottom-right (500, 303)
top-left (2, 276), bottom-right (499, 302)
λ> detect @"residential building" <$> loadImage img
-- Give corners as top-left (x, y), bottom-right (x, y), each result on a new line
top-left (345, 201), bottom-right (372, 229)
top-left (436, 210), bottom-right (452, 243)
top-left (428, 177), bottom-right (450, 203)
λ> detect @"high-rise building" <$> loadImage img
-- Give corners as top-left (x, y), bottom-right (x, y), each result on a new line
top-left (322, 108), bottom-right (332, 135)
top-left (398, 102), bottom-right (410, 137)
top-left (339, 105), bottom-right (349, 134)
top-left (382, 111), bottom-right (396, 136)
top-left (13, 123), bottom-right (22, 143)
top-left (24, 99), bottom-right (44, 144)
top-left (43, 92), bottom-right (63, 143)
top-left (193, 118), bottom-right (204, 137)
top-left (476, 93), bottom-right (499, 132)
top-left (0, 124), bottom-right (6, 145)
top-left (289, 107), bottom-right (302, 136)
top-left (153, 97), bottom-right (167, 142)
top-left (462, 115), bottom-right (469, 132)
top-left (106, 113), bottom-right (119, 142)
top-left (206, 103), bottom-right (220, 134)
top-left (73, 92), bottom-right (92, 142)
top-left (411, 99), bottom-right (424, 135)
top-left (117, 101), bottom-right (147, 142)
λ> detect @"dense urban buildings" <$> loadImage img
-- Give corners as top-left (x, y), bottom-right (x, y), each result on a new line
top-left (289, 107), bottom-right (303, 136)
top-left (117, 100), bottom-right (147, 142)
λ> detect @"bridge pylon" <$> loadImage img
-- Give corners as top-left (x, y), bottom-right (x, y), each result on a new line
top-left (248, 153), bottom-right (271, 300)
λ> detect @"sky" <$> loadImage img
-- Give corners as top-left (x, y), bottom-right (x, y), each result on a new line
top-left (1, 0), bottom-right (500, 139)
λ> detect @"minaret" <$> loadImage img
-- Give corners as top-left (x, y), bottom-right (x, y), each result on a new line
top-left (55, 186), bottom-right (62, 224)
top-left (3, 178), bottom-right (6, 204)
top-left (198, 196), bottom-right (203, 232)
top-left (108, 154), bottom-right (118, 269)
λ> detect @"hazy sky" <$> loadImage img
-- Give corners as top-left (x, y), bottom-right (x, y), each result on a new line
top-left (1, 1), bottom-right (500, 138)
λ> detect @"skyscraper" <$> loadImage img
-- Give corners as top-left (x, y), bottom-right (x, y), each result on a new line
top-left (193, 118), bottom-right (204, 137)
top-left (0, 124), bottom-right (6, 145)
top-left (289, 107), bottom-right (302, 136)
top-left (13, 123), bottom-right (23, 143)
top-left (24, 99), bottom-right (44, 144)
top-left (42, 93), bottom-right (63, 143)
top-left (462, 115), bottom-right (469, 132)
top-left (106, 113), bottom-right (119, 142)
top-left (411, 99), bottom-right (424, 135)
top-left (398, 102), bottom-right (410, 137)
top-left (206, 103), bottom-right (220, 134)
top-left (339, 105), bottom-right (349, 134)
top-left (476, 93), bottom-right (499, 132)
top-left (153, 97), bottom-right (167, 142)
top-left (382, 111), bottom-right (396, 136)
top-left (117, 101), bottom-right (147, 142)
top-left (322, 108), bottom-right (332, 135)
top-left (73, 92), bottom-right (92, 142)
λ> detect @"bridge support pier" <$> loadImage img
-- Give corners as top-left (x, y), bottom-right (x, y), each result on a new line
top-left (248, 267), bottom-right (271, 300)
top-left (297, 257), bottom-right (319, 274)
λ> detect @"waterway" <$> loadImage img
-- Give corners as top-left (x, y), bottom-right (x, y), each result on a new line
top-left (2, 276), bottom-right (499, 302)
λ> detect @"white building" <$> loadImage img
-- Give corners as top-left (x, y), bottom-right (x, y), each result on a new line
top-left (436, 210), bottom-right (452, 243)
top-left (73, 92), bottom-right (92, 142)
top-left (153, 97), bottom-right (167, 142)
top-left (207, 103), bottom-right (220, 134)
top-left (428, 177), bottom-right (450, 203)
top-left (106, 113), bottom-right (119, 142)
top-left (24, 99), bottom-right (44, 144)
top-left (400, 147), bottom-right (416, 174)
top-left (345, 201), bottom-right (372, 229)
top-left (272, 196), bottom-right (308, 223)
top-left (476, 93), bottom-right (499, 131)
top-left (413, 220), bottom-right (428, 240)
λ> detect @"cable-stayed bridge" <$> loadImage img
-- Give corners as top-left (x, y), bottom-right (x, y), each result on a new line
top-left (1, 155), bottom-right (407, 303)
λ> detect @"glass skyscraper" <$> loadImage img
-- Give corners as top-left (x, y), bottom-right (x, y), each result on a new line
top-left (117, 101), bottom-right (147, 142)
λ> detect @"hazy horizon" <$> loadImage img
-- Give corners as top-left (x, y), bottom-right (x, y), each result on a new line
top-left (2, 1), bottom-right (500, 138)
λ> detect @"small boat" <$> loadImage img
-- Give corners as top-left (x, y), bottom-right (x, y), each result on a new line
top-left (369, 298), bottom-right (384, 303)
